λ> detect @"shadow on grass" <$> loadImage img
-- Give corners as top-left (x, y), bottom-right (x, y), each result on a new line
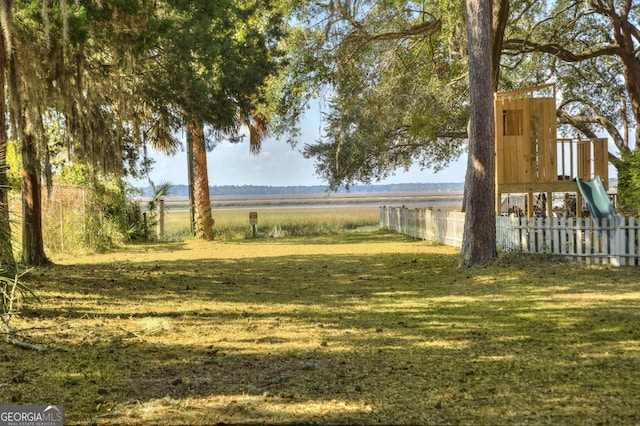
top-left (7, 234), bottom-right (640, 425)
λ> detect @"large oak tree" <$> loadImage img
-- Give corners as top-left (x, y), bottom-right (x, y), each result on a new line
top-left (463, 0), bottom-right (497, 265)
top-left (289, 0), bottom-right (507, 263)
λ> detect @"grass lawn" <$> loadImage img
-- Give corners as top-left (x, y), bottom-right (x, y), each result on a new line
top-left (2, 231), bottom-right (640, 425)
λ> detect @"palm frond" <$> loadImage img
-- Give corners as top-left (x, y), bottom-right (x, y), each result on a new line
top-left (244, 112), bottom-right (269, 156)
top-left (148, 180), bottom-right (174, 212)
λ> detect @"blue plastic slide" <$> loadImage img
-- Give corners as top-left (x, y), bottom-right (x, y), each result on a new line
top-left (575, 176), bottom-right (627, 260)
top-left (574, 176), bottom-right (616, 220)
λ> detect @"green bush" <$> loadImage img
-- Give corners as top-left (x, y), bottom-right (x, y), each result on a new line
top-left (39, 174), bottom-right (162, 254)
top-left (617, 150), bottom-right (640, 215)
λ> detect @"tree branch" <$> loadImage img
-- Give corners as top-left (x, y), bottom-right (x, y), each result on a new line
top-left (363, 20), bottom-right (442, 43)
top-left (502, 39), bottom-right (621, 61)
top-left (557, 110), bottom-right (627, 156)
top-left (622, 20), bottom-right (640, 45)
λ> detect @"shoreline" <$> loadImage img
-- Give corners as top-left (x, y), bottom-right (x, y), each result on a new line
top-left (145, 191), bottom-right (464, 211)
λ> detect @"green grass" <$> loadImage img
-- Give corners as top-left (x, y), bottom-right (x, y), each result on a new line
top-left (2, 232), bottom-right (639, 425)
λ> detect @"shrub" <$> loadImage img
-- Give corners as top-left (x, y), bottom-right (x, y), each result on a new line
top-left (617, 150), bottom-right (640, 215)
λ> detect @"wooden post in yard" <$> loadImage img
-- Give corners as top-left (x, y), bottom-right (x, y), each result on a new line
top-left (249, 212), bottom-right (258, 238)
top-left (157, 198), bottom-right (165, 241)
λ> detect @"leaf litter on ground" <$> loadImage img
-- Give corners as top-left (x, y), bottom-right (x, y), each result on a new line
top-left (2, 231), bottom-right (640, 425)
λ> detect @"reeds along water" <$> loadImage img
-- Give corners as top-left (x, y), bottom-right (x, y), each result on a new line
top-left (162, 206), bottom-right (383, 240)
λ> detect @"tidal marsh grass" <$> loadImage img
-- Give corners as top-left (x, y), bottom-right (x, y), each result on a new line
top-left (162, 207), bottom-right (380, 241)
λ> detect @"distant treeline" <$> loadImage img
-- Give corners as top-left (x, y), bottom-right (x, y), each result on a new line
top-left (138, 182), bottom-right (464, 197)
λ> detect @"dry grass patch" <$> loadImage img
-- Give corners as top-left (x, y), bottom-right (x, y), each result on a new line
top-left (2, 231), bottom-right (640, 425)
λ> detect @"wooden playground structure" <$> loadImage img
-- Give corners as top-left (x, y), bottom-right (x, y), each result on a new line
top-left (494, 84), bottom-right (609, 218)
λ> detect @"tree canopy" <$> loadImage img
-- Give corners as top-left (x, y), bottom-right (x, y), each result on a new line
top-left (139, 0), bottom-right (285, 148)
top-left (6, 0), bottom-right (158, 264)
top-left (5, 0), bottom-right (289, 260)
top-left (292, 0), bottom-right (471, 189)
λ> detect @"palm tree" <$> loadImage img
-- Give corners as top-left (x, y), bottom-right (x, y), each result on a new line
top-left (188, 111), bottom-right (269, 240)
top-left (189, 121), bottom-right (215, 240)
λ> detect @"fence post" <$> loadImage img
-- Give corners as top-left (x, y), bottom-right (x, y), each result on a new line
top-left (610, 215), bottom-right (623, 267)
top-left (586, 217), bottom-right (594, 265)
top-left (143, 212), bottom-right (148, 240)
top-left (563, 217), bottom-right (572, 258)
top-left (618, 215), bottom-right (627, 266)
top-left (629, 216), bottom-right (637, 263)
top-left (574, 217), bottom-right (581, 263)
top-left (59, 191), bottom-right (64, 252)
top-left (156, 198), bottom-right (165, 241)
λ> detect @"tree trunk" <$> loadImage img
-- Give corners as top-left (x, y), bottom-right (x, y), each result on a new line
top-left (186, 125), bottom-right (195, 236)
top-left (462, 0), bottom-right (497, 266)
top-left (491, 0), bottom-right (508, 89)
top-left (616, 44), bottom-right (640, 146)
top-left (21, 132), bottom-right (48, 266)
top-left (188, 122), bottom-right (215, 240)
top-left (461, 0), bottom-right (507, 214)
top-left (0, 33), bottom-right (16, 273)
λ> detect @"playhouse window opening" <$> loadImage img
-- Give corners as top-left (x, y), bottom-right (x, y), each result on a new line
top-left (503, 110), bottom-right (523, 136)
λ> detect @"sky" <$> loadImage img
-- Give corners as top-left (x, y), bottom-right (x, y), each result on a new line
top-left (130, 106), bottom-right (469, 188)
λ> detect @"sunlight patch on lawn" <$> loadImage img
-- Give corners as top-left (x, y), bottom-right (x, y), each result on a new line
top-left (574, 340), bottom-right (640, 357)
top-left (372, 291), bottom-right (420, 297)
top-left (416, 338), bottom-right (471, 350)
top-left (475, 354), bottom-right (517, 364)
top-left (427, 295), bottom-right (480, 304)
top-left (547, 291), bottom-right (640, 302)
top-left (54, 238), bottom-right (457, 265)
top-left (111, 394), bottom-right (376, 425)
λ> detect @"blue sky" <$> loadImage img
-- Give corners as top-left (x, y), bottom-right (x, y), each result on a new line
top-left (130, 107), bottom-right (469, 188)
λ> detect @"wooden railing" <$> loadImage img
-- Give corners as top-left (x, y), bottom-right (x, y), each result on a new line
top-left (557, 137), bottom-right (609, 185)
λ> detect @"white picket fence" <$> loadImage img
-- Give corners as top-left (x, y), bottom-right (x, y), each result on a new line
top-left (379, 206), bottom-right (640, 266)
top-left (379, 207), bottom-right (466, 248)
